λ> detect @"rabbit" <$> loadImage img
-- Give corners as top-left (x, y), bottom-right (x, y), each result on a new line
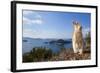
top-left (72, 21), bottom-right (84, 54)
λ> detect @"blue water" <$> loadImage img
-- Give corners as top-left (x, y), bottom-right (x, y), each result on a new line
top-left (22, 37), bottom-right (72, 54)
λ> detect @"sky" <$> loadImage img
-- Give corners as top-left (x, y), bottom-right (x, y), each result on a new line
top-left (22, 10), bottom-right (91, 39)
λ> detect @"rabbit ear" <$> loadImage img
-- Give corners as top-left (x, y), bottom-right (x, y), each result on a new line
top-left (73, 21), bottom-right (78, 25)
top-left (76, 21), bottom-right (78, 24)
top-left (73, 21), bottom-right (76, 25)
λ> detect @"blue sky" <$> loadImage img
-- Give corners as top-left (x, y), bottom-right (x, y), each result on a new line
top-left (23, 10), bottom-right (91, 39)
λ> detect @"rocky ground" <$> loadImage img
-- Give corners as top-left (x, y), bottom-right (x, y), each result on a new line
top-left (50, 48), bottom-right (91, 61)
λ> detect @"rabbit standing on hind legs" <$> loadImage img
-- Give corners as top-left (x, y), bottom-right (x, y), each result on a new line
top-left (72, 21), bottom-right (84, 55)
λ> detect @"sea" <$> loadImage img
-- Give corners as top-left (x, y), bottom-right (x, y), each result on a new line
top-left (22, 37), bottom-right (72, 54)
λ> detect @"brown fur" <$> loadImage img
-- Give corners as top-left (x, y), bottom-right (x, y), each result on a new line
top-left (72, 21), bottom-right (84, 54)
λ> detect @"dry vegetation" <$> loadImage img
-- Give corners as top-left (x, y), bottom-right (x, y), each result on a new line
top-left (50, 48), bottom-right (91, 61)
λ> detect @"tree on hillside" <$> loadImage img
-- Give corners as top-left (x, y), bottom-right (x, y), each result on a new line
top-left (85, 31), bottom-right (91, 48)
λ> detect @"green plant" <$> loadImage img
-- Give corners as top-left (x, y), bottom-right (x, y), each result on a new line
top-left (23, 47), bottom-right (53, 62)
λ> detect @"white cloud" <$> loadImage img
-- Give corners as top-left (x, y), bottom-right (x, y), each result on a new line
top-left (23, 29), bottom-right (45, 38)
top-left (23, 10), bottom-right (43, 25)
top-left (83, 28), bottom-right (90, 32)
top-left (23, 17), bottom-right (43, 25)
top-left (23, 29), bottom-right (33, 38)
top-left (23, 11), bottom-right (35, 15)
top-left (31, 19), bottom-right (43, 24)
top-left (23, 28), bottom-right (69, 39)
top-left (83, 27), bottom-right (90, 37)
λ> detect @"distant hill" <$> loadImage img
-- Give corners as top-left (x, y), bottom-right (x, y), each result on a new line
top-left (23, 37), bottom-right (43, 42)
